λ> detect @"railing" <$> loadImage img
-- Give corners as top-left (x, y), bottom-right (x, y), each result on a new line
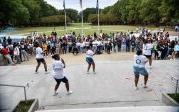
top-left (0, 84), bottom-right (27, 101)
top-left (171, 76), bottom-right (179, 95)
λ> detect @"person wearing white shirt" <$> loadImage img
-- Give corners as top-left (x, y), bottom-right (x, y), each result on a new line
top-left (86, 46), bottom-right (95, 74)
top-left (14, 43), bottom-right (21, 64)
top-left (143, 39), bottom-right (153, 68)
top-left (133, 50), bottom-right (149, 90)
top-left (35, 43), bottom-right (48, 73)
top-left (76, 41), bottom-right (81, 53)
top-left (92, 40), bottom-right (98, 53)
top-left (80, 41), bottom-right (85, 53)
top-left (52, 54), bottom-right (72, 96)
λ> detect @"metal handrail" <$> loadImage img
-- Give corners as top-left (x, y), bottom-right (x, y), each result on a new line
top-left (0, 84), bottom-right (27, 101)
top-left (171, 76), bottom-right (179, 95)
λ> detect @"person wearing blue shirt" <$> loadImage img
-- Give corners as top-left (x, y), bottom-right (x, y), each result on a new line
top-left (174, 41), bottom-right (179, 58)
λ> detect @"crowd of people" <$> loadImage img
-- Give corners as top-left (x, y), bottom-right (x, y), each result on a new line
top-left (0, 28), bottom-right (179, 94)
top-left (0, 28), bottom-right (179, 65)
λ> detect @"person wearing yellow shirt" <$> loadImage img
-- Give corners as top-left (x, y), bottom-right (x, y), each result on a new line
top-left (42, 43), bottom-right (48, 56)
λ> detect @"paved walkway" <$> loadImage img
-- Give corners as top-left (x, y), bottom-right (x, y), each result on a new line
top-left (0, 60), bottom-right (178, 112)
top-left (36, 106), bottom-right (179, 112)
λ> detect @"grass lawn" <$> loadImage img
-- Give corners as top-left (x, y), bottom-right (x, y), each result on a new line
top-left (13, 99), bottom-right (34, 112)
top-left (6, 23), bottom-right (158, 36)
top-left (168, 93), bottom-right (179, 103)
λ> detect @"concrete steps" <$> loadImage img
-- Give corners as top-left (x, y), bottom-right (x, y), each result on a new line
top-left (36, 106), bottom-right (179, 112)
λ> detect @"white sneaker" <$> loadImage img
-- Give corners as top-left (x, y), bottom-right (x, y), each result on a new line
top-left (149, 66), bottom-right (152, 69)
top-left (45, 71), bottom-right (49, 74)
top-left (53, 92), bottom-right (58, 96)
top-left (86, 71), bottom-right (89, 74)
top-left (135, 87), bottom-right (139, 90)
top-left (67, 91), bottom-right (73, 95)
top-left (93, 72), bottom-right (96, 74)
top-left (35, 71), bottom-right (39, 74)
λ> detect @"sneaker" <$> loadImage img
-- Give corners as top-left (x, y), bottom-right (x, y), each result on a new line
top-left (149, 66), bottom-right (152, 69)
top-left (144, 85), bottom-right (148, 88)
top-left (67, 91), bottom-right (73, 95)
top-left (135, 87), bottom-right (139, 90)
top-left (45, 71), bottom-right (49, 74)
top-left (53, 92), bottom-right (58, 96)
top-left (86, 71), bottom-right (89, 74)
top-left (35, 71), bottom-right (39, 74)
top-left (11, 63), bottom-right (16, 66)
top-left (93, 72), bottom-right (96, 74)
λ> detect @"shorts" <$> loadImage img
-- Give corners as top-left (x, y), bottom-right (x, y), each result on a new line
top-left (55, 77), bottom-right (68, 84)
top-left (144, 55), bottom-right (152, 59)
top-left (86, 57), bottom-right (94, 64)
top-left (36, 58), bottom-right (45, 63)
top-left (176, 51), bottom-right (179, 57)
top-left (133, 66), bottom-right (148, 76)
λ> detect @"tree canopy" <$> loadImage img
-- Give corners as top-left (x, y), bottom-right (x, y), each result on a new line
top-left (99, 0), bottom-right (179, 25)
top-left (0, 0), bottom-right (69, 27)
top-left (0, 0), bottom-right (178, 27)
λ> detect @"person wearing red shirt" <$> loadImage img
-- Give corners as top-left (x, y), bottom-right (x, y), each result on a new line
top-left (0, 45), bottom-right (14, 65)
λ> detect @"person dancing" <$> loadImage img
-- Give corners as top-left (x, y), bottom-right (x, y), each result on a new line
top-left (35, 42), bottom-right (48, 74)
top-left (52, 54), bottom-right (72, 96)
top-left (133, 50), bottom-right (149, 90)
top-left (143, 39), bottom-right (153, 68)
top-left (86, 46), bottom-right (96, 74)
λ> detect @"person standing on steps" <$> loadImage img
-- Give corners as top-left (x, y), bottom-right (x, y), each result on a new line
top-left (52, 54), bottom-right (72, 96)
top-left (86, 46), bottom-right (96, 74)
top-left (35, 42), bottom-right (48, 74)
top-left (133, 50), bottom-right (149, 90)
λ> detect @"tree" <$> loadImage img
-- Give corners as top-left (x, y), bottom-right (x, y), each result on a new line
top-left (139, 0), bottom-right (162, 25)
top-left (40, 15), bottom-right (71, 26)
top-left (83, 8), bottom-right (98, 22)
top-left (88, 14), bottom-right (119, 25)
top-left (0, 0), bottom-right (30, 26)
top-left (159, 0), bottom-right (179, 24)
top-left (59, 9), bottom-right (78, 22)
top-left (102, 6), bottom-right (112, 14)
top-left (22, 0), bottom-right (41, 25)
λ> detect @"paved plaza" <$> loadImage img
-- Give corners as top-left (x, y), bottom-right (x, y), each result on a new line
top-left (0, 59), bottom-right (179, 112)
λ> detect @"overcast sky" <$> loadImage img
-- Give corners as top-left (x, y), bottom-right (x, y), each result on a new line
top-left (44, 0), bottom-right (118, 11)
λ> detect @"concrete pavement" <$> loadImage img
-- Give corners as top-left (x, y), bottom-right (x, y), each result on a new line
top-left (36, 106), bottom-right (179, 112)
top-left (0, 60), bottom-right (178, 112)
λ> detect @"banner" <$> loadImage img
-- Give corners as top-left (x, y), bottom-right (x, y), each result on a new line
top-left (63, 0), bottom-right (65, 11)
top-left (96, 0), bottom-right (99, 14)
top-left (80, 0), bottom-right (82, 9)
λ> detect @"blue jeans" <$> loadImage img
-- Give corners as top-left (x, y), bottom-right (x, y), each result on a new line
top-left (133, 66), bottom-right (148, 76)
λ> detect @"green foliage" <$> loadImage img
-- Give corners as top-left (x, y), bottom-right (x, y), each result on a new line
top-left (36, 0), bottom-right (58, 17)
top-left (88, 14), bottom-right (119, 25)
top-left (22, 0), bottom-right (41, 25)
top-left (103, 0), bottom-right (179, 25)
top-left (0, 0), bottom-right (61, 26)
top-left (40, 15), bottom-right (71, 26)
top-left (0, 0), bottom-right (30, 26)
top-left (59, 9), bottom-right (79, 22)
top-left (83, 8), bottom-right (98, 22)
top-left (139, 0), bottom-right (162, 25)
top-left (13, 99), bottom-right (34, 112)
top-left (102, 6), bottom-right (112, 14)
top-left (159, 0), bottom-right (179, 24)
top-left (1, 0), bottom-right (178, 26)
top-left (168, 93), bottom-right (179, 103)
